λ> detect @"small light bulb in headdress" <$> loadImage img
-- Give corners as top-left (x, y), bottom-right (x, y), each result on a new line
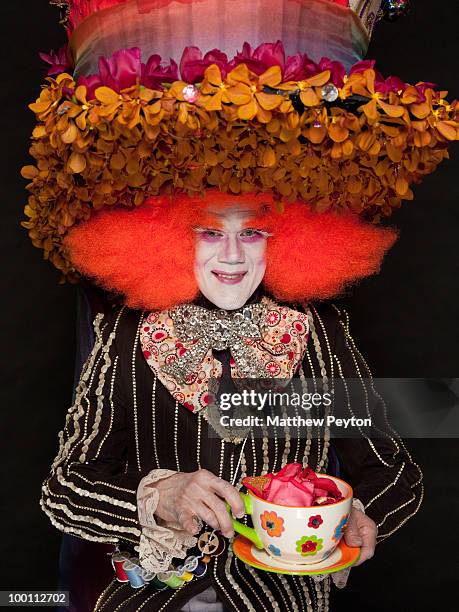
top-left (382, 0), bottom-right (411, 22)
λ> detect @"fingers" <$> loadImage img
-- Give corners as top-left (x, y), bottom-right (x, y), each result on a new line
top-left (181, 495), bottom-right (236, 538)
top-left (179, 501), bottom-right (220, 535)
top-left (344, 525), bottom-right (363, 548)
top-left (344, 509), bottom-right (363, 547)
top-left (171, 470), bottom-right (245, 538)
top-left (206, 495), bottom-right (235, 538)
top-left (205, 473), bottom-right (245, 518)
top-left (345, 511), bottom-right (377, 567)
top-left (180, 513), bottom-right (203, 536)
top-left (353, 523), bottom-right (377, 566)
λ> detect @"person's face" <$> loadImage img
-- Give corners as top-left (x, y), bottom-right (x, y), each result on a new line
top-left (194, 206), bottom-right (269, 310)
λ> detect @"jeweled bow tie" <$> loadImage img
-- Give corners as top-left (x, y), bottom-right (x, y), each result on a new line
top-left (163, 301), bottom-right (268, 383)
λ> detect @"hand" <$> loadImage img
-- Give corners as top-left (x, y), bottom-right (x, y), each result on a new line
top-left (344, 507), bottom-right (377, 566)
top-left (149, 469), bottom-right (245, 538)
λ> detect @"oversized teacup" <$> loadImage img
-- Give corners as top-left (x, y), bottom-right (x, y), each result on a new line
top-left (230, 475), bottom-right (353, 565)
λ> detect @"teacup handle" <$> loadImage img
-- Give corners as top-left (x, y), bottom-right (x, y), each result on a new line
top-left (226, 492), bottom-right (264, 550)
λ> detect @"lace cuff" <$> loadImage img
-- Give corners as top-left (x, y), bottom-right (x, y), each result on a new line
top-left (136, 469), bottom-right (198, 573)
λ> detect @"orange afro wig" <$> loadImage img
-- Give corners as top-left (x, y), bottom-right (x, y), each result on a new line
top-left (64, 191), bottom-right (397, 311)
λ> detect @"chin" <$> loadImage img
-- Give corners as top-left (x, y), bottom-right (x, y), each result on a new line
top-left (203, 283), bottom-right (255, 311)
top-left (212, 296), bottom-right (249, 310)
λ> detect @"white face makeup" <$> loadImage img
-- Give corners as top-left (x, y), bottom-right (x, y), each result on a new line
top-left (194, 206), bottom-right (269, 310)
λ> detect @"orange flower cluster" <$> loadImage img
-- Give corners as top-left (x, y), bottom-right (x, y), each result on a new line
top-left (22, 64), bottom-right (459, 278)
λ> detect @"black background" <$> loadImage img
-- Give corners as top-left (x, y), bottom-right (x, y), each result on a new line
top-left (1, 1), bottom-right (458, 610)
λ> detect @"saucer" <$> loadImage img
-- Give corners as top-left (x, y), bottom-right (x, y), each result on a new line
top-left (232, 535), bottom-right (360, 575)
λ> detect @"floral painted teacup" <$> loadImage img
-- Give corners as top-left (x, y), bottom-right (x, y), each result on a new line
top-left (230, 475), bottom-right (353, 565)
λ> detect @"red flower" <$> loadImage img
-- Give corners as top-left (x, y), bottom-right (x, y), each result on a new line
top-left (77, 47), bottom-right (178, 96)
top-left (283, 53), bottom-right (319, 82)
top-left (296, 534), bottom-right (323, 556)
top-left (350, 59), bottom-right (376, 75)
top-left (308, 515), bottom-right (323, 529)
top-left (98, 47), bottom-right (142, 91)
top-left (180, 46), bottom-right (229, 83)
top-left (302, 540), bottom-right (317, 553)
top-left (77, 74), bottom-right (103, 100)
top-left (244, 463), bottom-right (344, 506)
top-left (416, 81), bottom-right (438, 102)
top-left (141, 54), bottom-right (178, 89)
top-left (317, 57), bottom-right (346, 88)
top-left (374, 73), bottom-right (407, 95)
top-left (229, 41), bottom-right (286, 76)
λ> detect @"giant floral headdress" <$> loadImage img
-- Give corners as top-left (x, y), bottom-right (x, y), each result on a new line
top-left (22, 0), bottom-right (458, 289)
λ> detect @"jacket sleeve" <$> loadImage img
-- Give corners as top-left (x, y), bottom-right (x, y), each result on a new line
top-left (40, 307), bottom-right (146, 546)
top-left (329, 306), bottom-right (424, 542)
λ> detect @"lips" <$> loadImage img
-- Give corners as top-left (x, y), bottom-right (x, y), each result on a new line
top-left (211, 270), bottom-right (247, 285)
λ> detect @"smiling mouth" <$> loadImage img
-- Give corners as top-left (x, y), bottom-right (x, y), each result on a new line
top-left (211, 270), bottom-right (247, 285)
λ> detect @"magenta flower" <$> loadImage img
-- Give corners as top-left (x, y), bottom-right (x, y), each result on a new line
top-left (317, 57), bottom-right (346, 87)
top-left (180, 47), bottom-right (229, 83)
top-left (374, 74), bottom-right (407, 95)
top-left (284, 53), bottom-right (319, 81)
top-left (76, 74), bottom-right (103, 100)
top-left (39, 44), bottom-right (73, 76)
top-left (98, 47), bottom-right (142, 91)
top-left (350, 59), bottom-right (376, 75)
top-left (415, 81), bottom-right (438, 102)
top-left (77, 49), bottom-right (177, 97)
top-left (141, 54), bottom-right (178, 89)
top-left (229, 41), bottom-right (286, 75)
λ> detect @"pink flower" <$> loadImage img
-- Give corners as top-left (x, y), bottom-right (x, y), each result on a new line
top-left (283, 53), bottom-right (319, 82)
top-left (350, 59), bottom-right (376, 75)
top-left (39, 44), bottom-right (73, 76)
top-left (264, 463), bottom-right (316, 506)
top-left (77, 49), bottom-right (177, 97)
top-left (141, 54), bottom-right (178, 89)
top-left (265, 477), bottom-right (315, 506)
top-left (77, 74), bottom-right (102, 100)
top-left (317, 57), bottom-right (346, 87)
top-left (180, 46), bottom-right (229, 83)
top-left (374, 74), bottom-right (407, 95)
top-left (229, 41), bottom-right (286, 75)
top-left (243, 463), bottom-right (344, 507)
top-left (98, 47), bottom-right (142, 91)
top-left (416, 81), bottom-right (438, 102)
top-left (282, 52), bottom-right (346, 85)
